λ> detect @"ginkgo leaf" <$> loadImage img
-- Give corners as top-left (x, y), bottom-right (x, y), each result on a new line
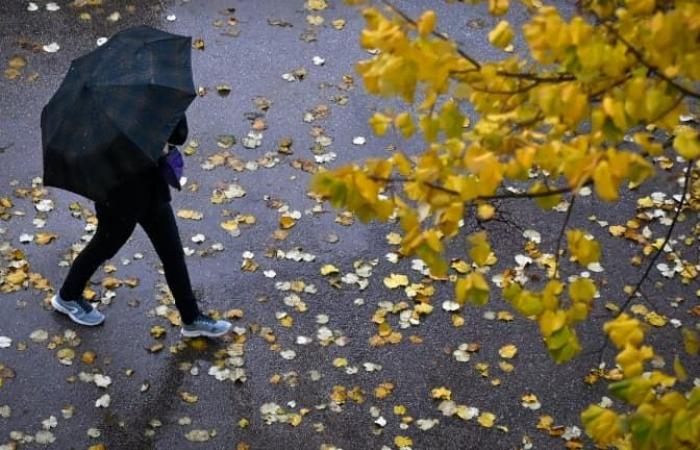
top-left (488, 21), bottom-right (514, 49)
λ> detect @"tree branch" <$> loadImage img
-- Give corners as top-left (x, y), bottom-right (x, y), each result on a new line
top-left (368, 175), bottom-right (581, 201)
top-left (606, 24), bottom-right (700, 100)
top-left (554, 195), bottom-right (576, 278)
top-left (617, 159), bottom-right (693, 314)
top-left (379, 0), bottom-right (481, 69)
top-left (378, 0), bottom-right (577, 84)
top-left (596, 159), bottom-right (694, 365)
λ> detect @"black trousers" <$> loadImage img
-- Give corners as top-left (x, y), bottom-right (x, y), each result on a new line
top-left (60, 200), bottom-right (201, 324)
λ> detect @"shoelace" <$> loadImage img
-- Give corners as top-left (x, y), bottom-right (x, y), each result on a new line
top-left (74, 298), bottom-right (94, 313)
top-left (195, 314), bottom-right (215, 326)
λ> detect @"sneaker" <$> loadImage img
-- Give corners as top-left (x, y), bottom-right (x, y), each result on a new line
top-left (51, 294), bottom-right (105, 326)
top-left (181, 313), bottom-right (232, 338)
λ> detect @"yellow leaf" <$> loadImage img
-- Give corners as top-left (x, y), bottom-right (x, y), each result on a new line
top-left (616, 344), bottom-right (653, 377)
top-left (682, 328), bottom-right (699, 355)
top-left (179, 391), bottom-right (199, 403)
top-left (488, 21), bottom-right (514, 49)
top-left (369, 112), bottom-right (393, 136)
top-left (177, 209), bottom-right (204, 220)
top-left (539, 309), bottom-right (566, 338)
top-left (439, 100), bottom-right (464, 139)
top-left (455, 272), bottom-right (489, 306)
top-left (35, 233), bottom-right (57, 245)
top-left (384, 273), bottom-right (409, 289)
top-left (6, 271), bottom-right (27, 286)
top-left (467, 231), bottom-right (492, 267)
top-left (306, 0), bottom-right (327, 10)
top-left (333, 357), bottom-right (348, 368)
top-left (566, 229), bottom-right (601, 266)
top-left (417, 10), bottom-right (436, 37)
top-left (644, 311), bottom-right (667, 327)
top-left (394, 435), bottom-right (413, 448)
top-left (477, 203), bottom-right (495, 220)
top-left (488, 0), bottom-right (509, 15)
top-left (150, 325), bottom-right (166, 339)
top-left (673, 355), bottom-right (687, 382)
top-left (673, 126), bottom-right (700, 160)
top-left (603, 314), bottom-right (644, 348)
top-left (81, 351), bottom-right (96, 364)
top-left (320, 264), bottom-right (340, 276)
top-left (477, 411), bottom-right (496, 428)
top-left (393, 404), bottom-right (407, 415)
top-left (394, 112), bottom-right (415, 138)
top-left (279, 216), bottom-right (296, 229)
top-left (608, 225), bottom-right (626, 237)
top-left (498, 344), bottom-right (518, 359)
top-left (593, 161), bottom-right (619, 201)
top-left (431, 386), bottom-right (451, 400)
top-left (568, 278), bottom-right (596, 304)
top-left (220, 220), bottom-right (239, 232)
top-left (375, 382), bottom-right (395, 399)
top-left (581, 405), bottom-right (622, 446)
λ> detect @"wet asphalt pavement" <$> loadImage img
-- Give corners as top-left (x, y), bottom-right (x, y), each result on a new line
top-left (0, 1), bottom-right (697, 449)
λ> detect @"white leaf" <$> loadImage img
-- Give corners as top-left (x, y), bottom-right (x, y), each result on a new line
top-left (94, 374), bottom-right (112, 388)
top-left (0, 336), bottom-right (12, 348)
top-left (95, 394), bottom-right (111, 408)
top-left (43, 42), bottom-right (60, 53)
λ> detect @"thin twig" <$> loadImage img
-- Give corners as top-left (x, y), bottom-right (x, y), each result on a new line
top-left (596, 159), bottom-right (694, 365)
top-left (554, 195), bottom-right (576, 278)
top-left (648, 94), bottom-right (684, 125)
top-left (606, 24), bottom-right (700, 100)
top-left (469, 81), bottom-right (541, 96)
top-left (617, 160), bottom-right (693, 314)
top-left (379, 0), bottom-right (481, 69)
top-left (378, 0), bottom-right (577, 84)
top-left (368, 175), bottom-right (582, 201)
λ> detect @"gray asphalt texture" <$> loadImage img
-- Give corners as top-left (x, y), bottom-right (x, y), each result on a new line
top-left (0, 1), bottom-right (697, 450)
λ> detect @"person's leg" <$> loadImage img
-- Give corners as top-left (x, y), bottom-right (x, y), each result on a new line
top-left (54, 202), bottom-right (135, 326)
top-left (60, 202), bottom-right (136, 300)
top-left (138, 201), bottom-right (201, 325)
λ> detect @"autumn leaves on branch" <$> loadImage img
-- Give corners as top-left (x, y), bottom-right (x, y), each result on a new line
top-left (312, 0), bottom-right (700, 448)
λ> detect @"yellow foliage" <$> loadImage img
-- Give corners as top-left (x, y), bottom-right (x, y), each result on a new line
top-left (489, 21), bottom-right (514, 49)
top-left (455, 272), bottom-right (489, 306)
top-left (581, 405), bottom-right (623, 446)
top-left (566, 229), bottom-right (601, 266)
top-left (603, 313), bottom-right (644, 348)
top-left (315, 3), bottom-right (700, 447)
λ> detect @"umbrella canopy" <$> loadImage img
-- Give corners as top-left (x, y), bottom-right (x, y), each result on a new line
top-left (41, 25), bottom-right (196, 202)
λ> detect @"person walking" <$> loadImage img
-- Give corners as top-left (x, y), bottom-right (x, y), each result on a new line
top-left (41, 26), bottom-right (231, 338)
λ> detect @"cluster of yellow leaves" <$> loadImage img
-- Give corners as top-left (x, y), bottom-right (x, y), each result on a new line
top-left (311, 0), bottom-right (700, 281)
top-left (581, 313), bottom-right (700, 449)
top-left (317, 3), bottom-right (700, 448)
top-left (503, 277), bottom-right (596, 363)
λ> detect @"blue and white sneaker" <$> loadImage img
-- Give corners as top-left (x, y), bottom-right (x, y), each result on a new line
top-left (181, 313), bottom-right (232, 338)
top-left (51, 294), bottom-right (105, 326)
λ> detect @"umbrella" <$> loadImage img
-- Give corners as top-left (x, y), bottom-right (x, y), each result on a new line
top-left (41, 25), bottom-right (196, 202)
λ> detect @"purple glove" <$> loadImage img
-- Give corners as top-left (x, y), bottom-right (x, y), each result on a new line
top-left (159, 144), bottom-right (184, 190)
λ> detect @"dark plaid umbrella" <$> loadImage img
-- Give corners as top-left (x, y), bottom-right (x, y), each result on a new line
top-left (41, 25), bottom-right (196, 202)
